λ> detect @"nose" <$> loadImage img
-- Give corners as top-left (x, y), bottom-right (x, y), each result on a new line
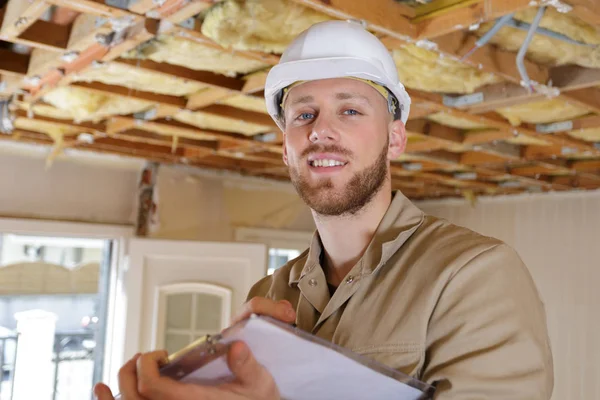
top-left (309, 114), bottom-right (339, 143)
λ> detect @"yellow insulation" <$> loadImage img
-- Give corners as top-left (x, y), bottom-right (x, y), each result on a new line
top-left (392, 45), bottom-right (501, 94)
top-left (427, 112), bottom-right (489, 130)
top-left (505, 135), bottom-right (552, 146)
top-left (567, 127), bottom-right (600, 142)
top-left (496, 98), bottom-right (590, 126)
top-left (42, 86), bottom-right (154, 123)
top-left (72, 62), bottom-right (207, 97)
top-left (201, 0), bottom-right (331, 53)
top-left (127, 35), bottom-right (268, 77)
top-left (217, 94), bottom-right (268, 114)
top-left (477, 7), bottom-right (600, 68)
top-left (174, 110), bottom-right (272, 135)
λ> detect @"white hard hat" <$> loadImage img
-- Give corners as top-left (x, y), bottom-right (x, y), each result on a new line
top-left (264, 20), bottom-right (411, 131)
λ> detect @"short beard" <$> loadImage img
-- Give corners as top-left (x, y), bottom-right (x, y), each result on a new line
top-left (288, 139), bottom-right (389, 217)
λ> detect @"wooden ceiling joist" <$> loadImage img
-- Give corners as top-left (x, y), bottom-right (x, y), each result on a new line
top-left (414, 0), bottom-right (535, 39)
top-left (1, 0), bottom-right (599, 199)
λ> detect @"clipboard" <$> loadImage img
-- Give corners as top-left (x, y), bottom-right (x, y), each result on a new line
top-left (116, 315), bottom-right (437, 399)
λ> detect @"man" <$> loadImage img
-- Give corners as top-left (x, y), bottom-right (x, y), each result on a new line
top-left (95, 20), bottom-right (554, 400)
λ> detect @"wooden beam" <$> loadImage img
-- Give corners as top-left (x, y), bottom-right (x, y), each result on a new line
top-left (571, 160), bottom-right (600, 172)
top-left (170, 26), bottom-right (281, 66)
top-left (510, 164), bottom-right (573, 177)
top-left (559, 87), bottom-right (600, 115)
top-left (461, 151), bottom-right (512, 166)
top-left (164, 0), bottom-right (215, 23)
top-left (0, 0), bottom-right (50, 41)
top-left (415, 0), bottom-right (534, 39)
top-left (128, 0), bottom-right (159, 14)
top-left (549, 65), bottom-right (600, 92)
top-left (463, 129), bottom-right (513, 144)
top-left (199, 105), bottom-right (278, 130)
top-left (45, 0), bottom-right (130, 18)
top-left (242, 71), bottom-right (268, 94)
top-left (409, 90), bottom-right (600, 155)
top-left (71, 81), bottom-right (188, 108)
top-left (16, 20), bottom-right (71, 52)
top-left (187, 87), bottom-right (238, 110)
top-left (0, 48), bottom-right (30, 77)
top-left (564, 0), bottom-right (600, 27)
top-left (430, 30), bottom-right (549, 85)
top-left (289, 0), bottom-right (416, 41)
top-left (114, 58), bottom-right (245, 91)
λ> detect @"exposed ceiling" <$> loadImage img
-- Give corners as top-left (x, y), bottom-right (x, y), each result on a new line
top-left (1, 0), bottom-right (600, 200)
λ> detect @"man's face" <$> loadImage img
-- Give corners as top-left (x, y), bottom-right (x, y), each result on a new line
top-left (281, 78), bottom-right (406, 216)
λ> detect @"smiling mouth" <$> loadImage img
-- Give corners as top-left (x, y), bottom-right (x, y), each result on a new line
top-left (309, 159), bottom-right (348, 168)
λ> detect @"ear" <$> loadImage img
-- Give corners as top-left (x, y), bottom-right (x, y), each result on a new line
top-left (387, 119), bottom-right (406, 160)
top-left (282, 133), bottom-right (289, 166)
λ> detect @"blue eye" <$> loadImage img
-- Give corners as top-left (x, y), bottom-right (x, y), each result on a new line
top-left (297, 112), bottom-right (314, 120)
top-left (344, 109), bottom-right (359, 115)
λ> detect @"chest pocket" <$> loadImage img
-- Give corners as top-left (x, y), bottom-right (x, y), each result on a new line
top-left (351, 342), bottom-right (424, 378)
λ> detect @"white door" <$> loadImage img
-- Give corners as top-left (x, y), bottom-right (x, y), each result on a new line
top-left (121, 239), bottom-right (267, 362)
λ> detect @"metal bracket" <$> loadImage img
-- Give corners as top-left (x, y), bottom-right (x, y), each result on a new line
top-left (561, 146), bottom-right (578, 155)
top-left (105, 0), bottom-right (139, 10)
top-left (0, 99), bottom-right (15, 134)
top-left (402, 162), bottom-right (423, 172)
top-left (536, 120), bottom-right (573, 134)
top-left (178, 17), bottom-right (196, 30)
top-left (454, 172), bottom-right (478, 180)
top-left (499, 180), bottom-right (522, 188)
top-left (254, 132), bottom-right (279, 143)
top-left (133, 107), bottom-right (158, 120)
top-left (442, 92), bottom-right (484, 108)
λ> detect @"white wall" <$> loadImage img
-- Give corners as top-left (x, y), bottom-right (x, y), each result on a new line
top-left (0, 142), bottom-right (315, 239)
top-left (417, 190), bottom-right (600, 400)
top-left (0, 143), bottom-right (140, 225)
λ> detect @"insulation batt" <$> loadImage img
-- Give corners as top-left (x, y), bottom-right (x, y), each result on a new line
top-left (392, 45), bottom-right (501, 93)
top-left (567, 127), bottom-right (600, 142)
top-left (174, 110), bottom-right (273, 136)
top-left (427, 112), bottom-right (490, 130)
top-left (201, 0), bottom-right (331, 53)
top-left (73, 62), bottom-right (207, 97)
top-left (496, 98), bottom-right (590, 125)
top-left (218, 94), bottom-right (268, 114)
top-left (42, 86), bottom-right (153, 123)
top-left (125, 35), bottom-right (269, 77)
top-left (477, 7), bottom-right (600, 68)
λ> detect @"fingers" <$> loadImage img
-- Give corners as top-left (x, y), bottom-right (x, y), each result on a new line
top-left (118, 353), bottom-right (143, 400)
top-left (226, 341), bottom-right (279, 397)
top-left (136, 350), bottom-right (169, 397)
top-left (231, 297), bottom-right (296, 326)
top-left (94, 383), bottom-right (115, 400)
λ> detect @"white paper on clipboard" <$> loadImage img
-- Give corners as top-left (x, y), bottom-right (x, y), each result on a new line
top-left (158, 315), bottom-right (436, 400)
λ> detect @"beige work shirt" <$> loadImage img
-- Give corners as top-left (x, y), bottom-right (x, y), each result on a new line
top-left (247, 191), bottom-right (554, 399)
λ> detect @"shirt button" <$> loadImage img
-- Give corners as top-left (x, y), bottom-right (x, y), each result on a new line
top-left (308, 278), bottom-right (317, 287)
top-left (346, 275), bottom-right (354, 284)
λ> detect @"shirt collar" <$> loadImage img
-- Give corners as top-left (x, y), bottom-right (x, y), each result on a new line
top-left (289, 190), bottom-right (425, 286)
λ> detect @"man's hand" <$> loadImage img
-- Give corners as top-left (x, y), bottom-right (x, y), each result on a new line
top-left (230, 297), bottom-right (296, 326)
top-left (93, 341), bottom-right (280, 400)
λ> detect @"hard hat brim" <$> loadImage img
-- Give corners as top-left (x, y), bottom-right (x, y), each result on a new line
top-left (265, 56), bottom-right (411, 131)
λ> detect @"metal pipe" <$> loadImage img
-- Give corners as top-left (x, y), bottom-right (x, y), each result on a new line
top-left (517, 6), bottom-right (547, 93)
top-left (506, 19), bottom-right (596, 47)
top-left (461, 13), bottom-right (515, 61)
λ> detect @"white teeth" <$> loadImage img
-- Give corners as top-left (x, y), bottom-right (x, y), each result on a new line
top-left (311, 159), bottom-right (345, 167)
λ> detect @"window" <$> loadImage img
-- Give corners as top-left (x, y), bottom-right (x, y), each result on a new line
top-left (154, 283), bottom-right (232, 355)
top-left (267, 248), bottom-right (302, 275)
top-left (234, 228), bottom-right (312, 276)
top-left (0, 218), bottom-right (132, 400)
